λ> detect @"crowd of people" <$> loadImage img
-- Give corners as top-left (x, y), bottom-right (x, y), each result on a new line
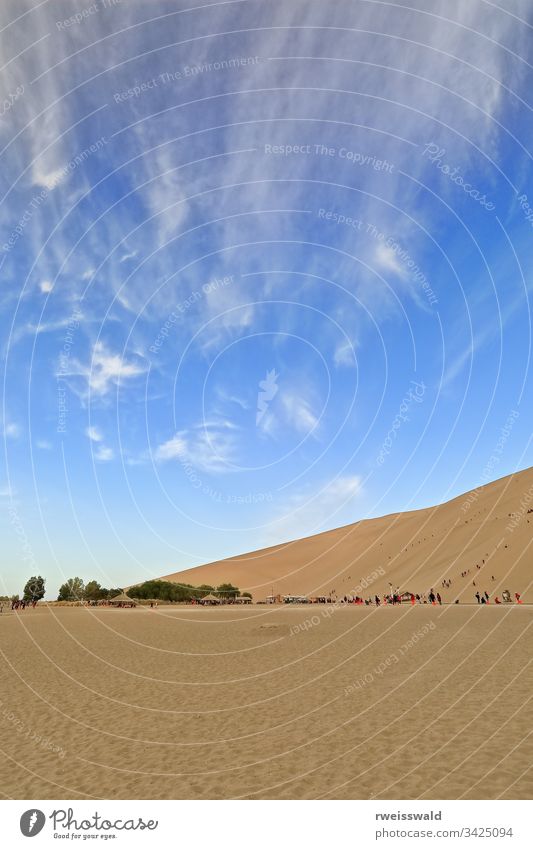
top-left (342, 589), bottom-right (443, 606)
top-left (482, 591), bottom-right (522, 605)
top-left (341, 587), bottom-right (523, 606)
top-left (9, 599), bottom-right (37, 610)
top-left (340, 568), bottom-right (525, 606)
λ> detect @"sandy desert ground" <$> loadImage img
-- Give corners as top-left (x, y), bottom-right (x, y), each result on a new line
top-left (160, 467), bottom-right (533, 603)
top-left (0, 604), bottom-right (531, 800)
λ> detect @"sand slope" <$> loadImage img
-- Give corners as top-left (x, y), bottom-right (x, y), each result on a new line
top-left (159, 467), bottom-right (533, 602)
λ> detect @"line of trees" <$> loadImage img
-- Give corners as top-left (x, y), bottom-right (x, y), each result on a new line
top-left (6, 576), bottom-right (252, 604)
top-left (132, 580), bottom-right (251, 602)
top-left (57, 578), bottom-right (123, 602)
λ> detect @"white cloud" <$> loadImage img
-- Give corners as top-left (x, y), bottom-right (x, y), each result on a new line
top-left (36, 440), bottom-right (52, 450)
top-left (321, 476), bottom-right (363, 503)
top-left (199, 305), bottom-right (256, 354)
top-left (86, 426), bottom-right (103, 442)
top-left (90, 343), bottom-right (146, 395)
top-left (259, 387), bottom-right (321, 439)
top-left (441, 285), bottom-right (530, 390)
top-left (86, 423), bottom-right (114, 461)
top-left (267, 474), bottom-right (363, 542)
top-left (374, 242), bottom-right (407, 279)
top-left (95, 445), bottom-right (114, 462)
top-left (3, 422), bottom-right (20, 439)
top-left (155, 434), bottom-right (188, 462)
top-left (64, 342), bottom-right (147, 398)
top-left (120, 251), bottom-right (138, 263)
top-left (35, 167), bottom-right (66, 191)
top-left (40, 280), bottom-right (53, 293)
top-left (10, 315), bottom-right (86, 348)
top-left (155, 422), bottom-right (238, 473)
top-left (334, 341), bottom-right (357, 368)
top-left (131, 139), bottom-right (188, 246)
top-left (280, 394), bottom-right (319, 434)
top-left (215, 386), bottom-right (249, 411)
top-left (288, 475), bottom-right (363, 517)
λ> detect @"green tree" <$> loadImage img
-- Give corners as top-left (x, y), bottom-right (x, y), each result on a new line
top-left (133, 580), bottom-right (196, 603)
top-left (84, 580), bottom-right (104, 601)
top-left (57, 577), bottom-right (85, 602)
top-left (108, 588), bottom-right (123, 599)
top-left (197, 584), bottom-right (215, 599)
top-left (241, 592), bottom-right (252, 599)
top-left (216, 583), bottom-right (239, 599)
top-left (23, 576), bottom-right (46, 602)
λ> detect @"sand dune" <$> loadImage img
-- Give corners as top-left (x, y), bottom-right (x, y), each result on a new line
top-left (160, 467), bottom-right (533, 602)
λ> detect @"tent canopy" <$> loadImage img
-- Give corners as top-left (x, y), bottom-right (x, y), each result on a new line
top-left (110, 592), bottom-right (137, 604)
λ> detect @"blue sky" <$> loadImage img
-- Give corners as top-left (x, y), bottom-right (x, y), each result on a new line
top-left (1, 0), bottom-right (532, 599)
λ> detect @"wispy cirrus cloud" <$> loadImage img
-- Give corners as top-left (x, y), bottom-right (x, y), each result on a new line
top-left (64, 342), bottom-right (147, 398)
top-left (280, 393), bottom-right (320, 435)
top-left (266, 474), bottom-right (364, 542)
top-left (155, 421), bottom-right (239, 473)
top-left (374, 242), bottom-right (408, 279)
top-left (258, 383), bottom-right (321, 439)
